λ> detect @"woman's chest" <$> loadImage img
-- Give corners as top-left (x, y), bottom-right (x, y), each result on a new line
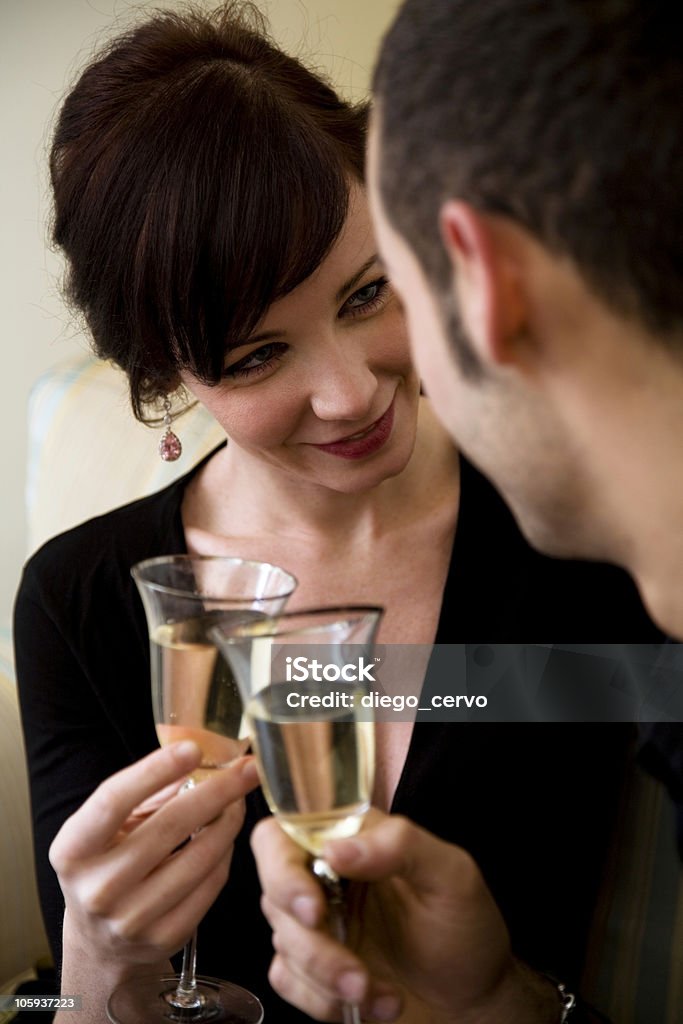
top-left (186, 519), bottom-right (455, 645)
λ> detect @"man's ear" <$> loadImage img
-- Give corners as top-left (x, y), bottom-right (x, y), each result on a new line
top-left (439, 200), bottom-right (527, 368)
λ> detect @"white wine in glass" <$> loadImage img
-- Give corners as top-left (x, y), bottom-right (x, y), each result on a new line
top-left (213, 606), bottom-right (383, 1024)
top-left (247, 679), bottom-right (375, 855)
top-left (152, 614), bottom-right (258, 780)
top-left (107, 555), bottom-right (297, 1024)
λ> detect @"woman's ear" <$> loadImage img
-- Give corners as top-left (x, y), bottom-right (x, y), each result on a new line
top-left (439, 200), bottom-right (527, 369)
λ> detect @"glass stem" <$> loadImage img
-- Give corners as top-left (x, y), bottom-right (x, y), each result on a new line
top-left (170, 780), bottom-right (203, 1011)
top-left (329, 904), bottom-right (362, 1024)
top-left (168, 930), bottom-right (202, 1009)
top-left (313, 859), bottom-right (362, 1024)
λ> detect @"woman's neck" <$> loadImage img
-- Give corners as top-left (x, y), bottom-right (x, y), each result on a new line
top-left (183, 399), bottom-right (456, 547)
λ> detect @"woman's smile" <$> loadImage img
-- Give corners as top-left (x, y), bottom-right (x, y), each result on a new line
top-left (307, 396), bottom-right (395, 459)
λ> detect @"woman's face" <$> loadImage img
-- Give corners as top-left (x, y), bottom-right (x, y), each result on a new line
top-left (182, 186), bottom-right (420, 496)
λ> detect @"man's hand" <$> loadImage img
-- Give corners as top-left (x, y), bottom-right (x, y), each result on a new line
top-left (253, 810), bottom-right (559, 1023)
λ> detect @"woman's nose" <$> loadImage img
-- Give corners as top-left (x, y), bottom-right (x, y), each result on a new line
top-left (309, 347), bottom-right (378, 422)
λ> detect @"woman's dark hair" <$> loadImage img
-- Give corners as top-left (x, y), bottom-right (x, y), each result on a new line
top-left (51, 2), bottom-right (368, 419)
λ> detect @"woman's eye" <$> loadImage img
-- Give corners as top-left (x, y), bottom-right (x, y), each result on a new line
top-left (347, 283), bottom-right (382, 307)
top-left (223, 342), bottom-right (287, 379)
top-left (341, 277), bottom-right (391, 318)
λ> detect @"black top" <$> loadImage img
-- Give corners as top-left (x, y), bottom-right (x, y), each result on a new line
top-left (14, 451), bottom-right (664, 1021)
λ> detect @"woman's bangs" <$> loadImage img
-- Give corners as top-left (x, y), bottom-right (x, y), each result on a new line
top-left (164, 74), bottom-right (353, 382)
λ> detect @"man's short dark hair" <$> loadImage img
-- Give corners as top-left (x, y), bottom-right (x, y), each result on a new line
top-left (374, 0), bottom-right (683, 341)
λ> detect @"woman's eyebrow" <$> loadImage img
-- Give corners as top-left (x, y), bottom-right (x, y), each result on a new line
top-left (334, 255), bottom-right (379, 304)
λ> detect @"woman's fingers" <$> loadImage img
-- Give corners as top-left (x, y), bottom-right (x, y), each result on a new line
top-left (125, 757), bottom-right (258, 867)
top-left (107, 850), bottom-right (237, 957)
top-left (121, 777), bottom-right (190, 828)
top-left (108, 795), bottom-right (246, 942)
top-left (51, 747), bottom-right (259, 927)
top-left (50, 742), bottom-right (203, 867)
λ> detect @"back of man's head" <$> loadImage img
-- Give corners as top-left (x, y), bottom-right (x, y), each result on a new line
top-left (374, 0), bottom-right (683, 341)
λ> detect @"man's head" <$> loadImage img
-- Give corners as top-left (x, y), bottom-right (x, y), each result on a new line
top-left (370, 0), bottom-right (683, 563)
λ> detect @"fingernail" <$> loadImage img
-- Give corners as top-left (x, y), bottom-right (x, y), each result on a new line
top-left (240, 759), bottom-right (260, 785)
top-left (174, 740), bottom-right (200, 762)
top-left (292, 895), bottom-right (319, 927)
top-left (370, 994), bottom-right (401, 1021)
top-left (337, 971), bottom-right (366, 1002)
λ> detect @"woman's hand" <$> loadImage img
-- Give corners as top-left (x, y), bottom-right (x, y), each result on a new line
top-left (252, 810), bottom-right (560, 1024)
top-left (50, 741), bottom-right (258, 1018)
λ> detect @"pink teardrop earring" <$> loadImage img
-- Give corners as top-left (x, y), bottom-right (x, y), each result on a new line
top-left (158, 395), bottom-right (182, 462)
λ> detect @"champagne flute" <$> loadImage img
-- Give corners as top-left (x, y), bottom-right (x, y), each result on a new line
top-left (107, 555), bottom-right (297, 1024)
top-left (212, 606), bottom-right (383, 1024)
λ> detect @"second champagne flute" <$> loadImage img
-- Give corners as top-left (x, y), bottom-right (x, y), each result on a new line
top-left (107, 554), bottom-right (297, 1024)
top-left (213, 605), bottom-right (383, 1024)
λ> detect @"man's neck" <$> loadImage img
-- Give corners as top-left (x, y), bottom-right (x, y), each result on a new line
top-left (559, 330), bottom-right (683, 638)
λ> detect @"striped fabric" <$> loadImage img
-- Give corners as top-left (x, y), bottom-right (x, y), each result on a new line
top-left (26, 355), bottom-right (225, 554)
top-left (582, 760), bottom-right (683, 1022)
top-left (0, 671), bottom-right (50, 988)
top-left (0, 624), bottom-right (13, 682)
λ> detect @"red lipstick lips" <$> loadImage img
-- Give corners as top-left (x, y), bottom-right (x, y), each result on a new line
top-left (311, 401), bottom-right (395, 460)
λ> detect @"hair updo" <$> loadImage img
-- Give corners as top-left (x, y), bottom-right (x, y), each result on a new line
top-left (51, 2), bottom-right (367, 419)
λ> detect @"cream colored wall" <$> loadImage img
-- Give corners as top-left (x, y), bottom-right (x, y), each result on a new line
top-left (0, 0), bottom-right (400, 627)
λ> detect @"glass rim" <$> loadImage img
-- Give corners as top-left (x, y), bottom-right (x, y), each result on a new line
top-left (212, 603), bottom-right (384, 643)
top-left (130, 554), bottom-right (298, 602)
